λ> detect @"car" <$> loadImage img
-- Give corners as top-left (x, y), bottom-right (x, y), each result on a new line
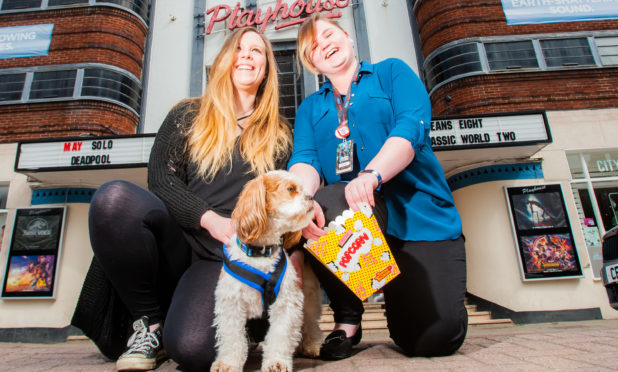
top-left (601, 225), bottom-right (618, 310)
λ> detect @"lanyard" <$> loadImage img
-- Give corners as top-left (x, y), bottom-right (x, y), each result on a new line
top-left (333, 63), bottom-right (361, 140)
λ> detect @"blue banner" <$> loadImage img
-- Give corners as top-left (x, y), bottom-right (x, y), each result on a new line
top-left (502, 0), bottom-right (618, 25)
top-left (0, 24), bottom-right (54, 60)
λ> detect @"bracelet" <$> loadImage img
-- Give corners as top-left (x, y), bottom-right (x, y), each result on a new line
top-left (359, 169), bottom-right (382, 191)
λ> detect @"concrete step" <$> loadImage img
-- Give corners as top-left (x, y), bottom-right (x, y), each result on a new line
top-left (318, 302), bottom-right (513, 331)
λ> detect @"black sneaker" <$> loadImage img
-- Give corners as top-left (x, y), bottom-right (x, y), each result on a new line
top-left (116, 316), bottom-right (165, 371)
top-left (319, 325), bottom-right (362, 360)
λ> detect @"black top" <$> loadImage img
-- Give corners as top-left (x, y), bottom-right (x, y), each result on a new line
top-left (147, 99), bottom-right (290, 260)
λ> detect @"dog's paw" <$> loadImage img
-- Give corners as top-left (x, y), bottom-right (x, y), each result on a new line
top-left (297, 340), bottom-right (321, 358)
top-left (261, 360), bottom-right (291, 372)
top-left (211, 360), bottom-right (242, 372)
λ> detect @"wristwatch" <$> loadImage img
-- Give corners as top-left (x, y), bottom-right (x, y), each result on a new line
top-left (359, 169), bottom-right (382, 191)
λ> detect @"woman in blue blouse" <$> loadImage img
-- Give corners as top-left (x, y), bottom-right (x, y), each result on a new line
top-left (288, 13), bottom-right (468, 360)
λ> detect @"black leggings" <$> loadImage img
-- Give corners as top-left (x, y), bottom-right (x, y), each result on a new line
top-left (89, 180), bottom-right (266, 371)
top-left (307, 183), bottom-right (468, 357)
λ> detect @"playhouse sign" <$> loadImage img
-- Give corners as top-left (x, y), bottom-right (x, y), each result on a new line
top-left (205, 0), bottom-right (350, 34)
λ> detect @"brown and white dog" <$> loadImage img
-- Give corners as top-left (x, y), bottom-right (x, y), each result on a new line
top-left (211, 170), bottom-right (323, 372)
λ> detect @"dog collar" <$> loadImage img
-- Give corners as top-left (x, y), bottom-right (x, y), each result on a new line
top-left (222, 244), bottom-right (287, 312)
top-left (237, 237), bottom-right (283, 257)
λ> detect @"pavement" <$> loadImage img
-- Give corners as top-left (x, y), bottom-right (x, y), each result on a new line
top-left (1, 319), bottom-right (617, 371)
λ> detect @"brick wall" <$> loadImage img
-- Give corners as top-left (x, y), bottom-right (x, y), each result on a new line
top-left (0, 7), bottom-right (147, 77)
top-left (430, 68), bottom-right (618, 116)
top-left (0, 6), bottom-right (147, 141)
top-left (414, 0), bottom-right (618, 58)
top-left (0, 101), bottom-right (138, 143)
top-left (414, 0), bottom-right (618, 116)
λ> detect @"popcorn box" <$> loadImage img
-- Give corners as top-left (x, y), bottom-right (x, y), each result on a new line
top-left (304, 204), bottom-right (400, 301)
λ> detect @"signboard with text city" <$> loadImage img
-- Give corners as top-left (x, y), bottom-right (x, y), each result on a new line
top-left (430, 112), bottom-right (551, 151)
top-left (15, 135), bottom-right (155, 172)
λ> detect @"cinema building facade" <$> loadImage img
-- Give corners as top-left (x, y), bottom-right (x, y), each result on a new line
top-left (0, 0), bottom-right (616, 340)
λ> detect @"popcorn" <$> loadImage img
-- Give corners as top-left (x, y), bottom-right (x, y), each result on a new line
top-left (305, 203), bottom-right (400, 300)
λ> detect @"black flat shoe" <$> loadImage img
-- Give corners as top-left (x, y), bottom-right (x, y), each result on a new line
top-left (319, 325), bottom-right (362, 360)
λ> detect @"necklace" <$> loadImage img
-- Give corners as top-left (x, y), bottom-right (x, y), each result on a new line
top-left (236, 111), bottom-right (253, 131)
top-left (236, 113), bottom-right (252, 122)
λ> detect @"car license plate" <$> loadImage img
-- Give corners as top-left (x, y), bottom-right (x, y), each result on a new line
top-left (603, 261), bottom-right (618, 285)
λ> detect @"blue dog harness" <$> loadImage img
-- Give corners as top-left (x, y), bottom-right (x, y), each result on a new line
top-left (222, 241), bottom-right (288, 313)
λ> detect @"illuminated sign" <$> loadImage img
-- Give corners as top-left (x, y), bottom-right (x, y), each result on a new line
top-left (205, 0), bottom-right (350, 34)
top-left (430, 113), bottom-right (550, 150)
top-left (16, 135), bottom-right (155, 171)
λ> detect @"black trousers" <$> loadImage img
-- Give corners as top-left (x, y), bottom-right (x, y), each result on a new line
top-left (89, 180), bottom-right (266, 371)
top-left (307, 183), bottom-right (468, 357)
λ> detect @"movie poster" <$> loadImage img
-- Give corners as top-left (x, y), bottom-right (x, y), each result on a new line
top-left (505, 185), bottom-right (583, 280)
top-left (519, 234), bottom-right (579, 274)
top-left (4, 255), bottom-right (56, 294)
top-left (2, 207), bottom-right (66, 298)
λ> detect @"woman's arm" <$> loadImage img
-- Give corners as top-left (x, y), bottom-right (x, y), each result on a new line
top-left (288, 99), bottom-right (327, 240)
top-left (148, 101), bottom-right (234, 243)
top-left (345, 137), bottom-right (415, 210)
top-left (148, 101), bottom-right (210, 230)
top-left (345, 59), bottom-right (430, 211)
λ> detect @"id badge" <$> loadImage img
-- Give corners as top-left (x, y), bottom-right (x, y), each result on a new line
top-left (335, 139), bottom-right (354, 174)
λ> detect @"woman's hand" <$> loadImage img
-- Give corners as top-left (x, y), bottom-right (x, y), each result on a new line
top-left (289, 249), bottom-right (305, 288)
top-left (345, 172), bottom-right (378, 211)
top-left (200, 210), bottom-right (234, 245)
top-left (302, 200), bottom-right (327, 241)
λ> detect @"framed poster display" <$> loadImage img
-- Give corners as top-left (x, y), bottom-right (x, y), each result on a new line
top-left (505, 184), bottom-right (583, 281)
top-left (2, 207), bottom-right (66, 298)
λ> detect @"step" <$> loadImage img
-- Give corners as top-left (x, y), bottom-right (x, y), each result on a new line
top-left (319, 311), bottom-right (385, 323)
top-left (318, 302), bottom-right (512, 330)
top-left (319, 319), bottom-right (388, 331)
top-left (469, 318), bottom-right (514, 325)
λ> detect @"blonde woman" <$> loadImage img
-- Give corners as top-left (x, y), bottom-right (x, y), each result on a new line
top-left (73, 28), bottom-right (291, 371)
top-left (288, 13), bottom-right (467, 360)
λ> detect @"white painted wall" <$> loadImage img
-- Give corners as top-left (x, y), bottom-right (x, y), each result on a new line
top-left (363, 0), bottom-right (418, 73)
top-left (141, 0), bottom-right (195, 133)
top-left (0, 144), bottom-right (93, 328)
top-left (454, 108), bottom-right (618, 320)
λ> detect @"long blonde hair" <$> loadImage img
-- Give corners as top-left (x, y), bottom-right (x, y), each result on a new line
top-left (187, 27), bottom-right (291, 180)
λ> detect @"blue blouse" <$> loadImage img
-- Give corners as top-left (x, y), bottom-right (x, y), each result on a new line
top-left (288, 58), bottom-right (462, 241)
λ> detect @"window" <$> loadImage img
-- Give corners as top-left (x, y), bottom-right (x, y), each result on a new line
top-left (0, 73), bottom-right (26, 101)
top-left (274, 50), bottom-right (303, 127)
top-left (540, 38), bottom-right (595, 67)
top-left (96, 0), bottom-right (150, 21)
top-left (422, 33), bottom-right (618, 94)
top-left (567, 151), bottom-right (618, 279)
top-left (0, 66), bottom-right (141, 112)
top-left (1, 0), bottom-right (42, 10)
top-left (30, 70), bottom-right (76, 99)
top-left (424, 43), bottom-right (482, 90)
top-left (485, 41), bottom-right (539, 70)
top-left (0, 1), bottom-right (149, 23)
top-left (82, 68), bottom-right (141, 112)
top-left (596, 36), bottom-right (618, 65)
top-left (48, 0), bottom-right (89, 5)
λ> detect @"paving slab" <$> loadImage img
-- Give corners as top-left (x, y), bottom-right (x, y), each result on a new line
top-left (1, 319), bottom-right (617, 371)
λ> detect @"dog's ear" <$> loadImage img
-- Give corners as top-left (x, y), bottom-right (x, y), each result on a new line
top-left (232, 175), bottom-right (268, 244)
top-left (282, 230), bottom-right (303, 249)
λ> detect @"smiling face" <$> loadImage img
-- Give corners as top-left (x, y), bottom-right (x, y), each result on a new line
top-left (232, 31), bottom-right (267, 94)
top-left (309, 20), bottom-right (355, 76)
